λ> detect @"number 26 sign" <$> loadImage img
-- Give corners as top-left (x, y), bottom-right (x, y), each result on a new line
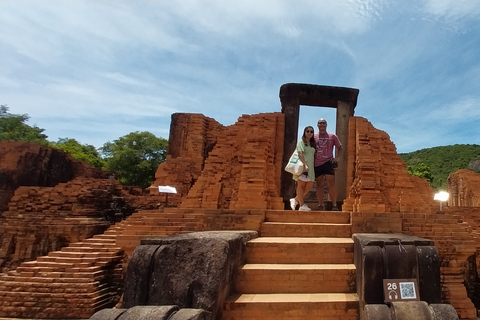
top-left (383, 279), bottom-right (419, 302)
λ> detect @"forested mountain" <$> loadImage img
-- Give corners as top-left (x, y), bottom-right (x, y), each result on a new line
top-left (400, 144), bottom-right (480, 190)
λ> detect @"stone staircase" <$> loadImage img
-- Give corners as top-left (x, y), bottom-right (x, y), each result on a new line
top-left (0, 233), bottom-right (124, 319)
top-left (114, 208), bottom-right (202, 256)
top-left (0, 208), bottom-right (204, 319)
top-left (222, 210), bottom-right (358, 320)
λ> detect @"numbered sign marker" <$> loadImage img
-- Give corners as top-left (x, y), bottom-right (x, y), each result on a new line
top-left (383, 279), bottom-right (419, 302)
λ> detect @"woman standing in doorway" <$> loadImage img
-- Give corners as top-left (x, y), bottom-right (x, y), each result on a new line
top-left (290, 126), bottom-right (316, 211)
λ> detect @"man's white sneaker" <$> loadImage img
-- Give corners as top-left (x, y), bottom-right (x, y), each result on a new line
top-left (299, 204), bottom-right (311, 211)
top-left (289, 198), bottom-right (298, 210)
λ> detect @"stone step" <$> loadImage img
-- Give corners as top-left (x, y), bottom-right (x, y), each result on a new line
top-left (235, 263), bottom-right (356, 294)
top-left (0, 270), bottom-right (121, 285)
top-left (36, 254), bottom-right (122, 266)
top-left (89, 236), bottom-right (116, 241)
top-left (68, 241), bottom-right (120, 249)
top-left (127, 211), bottom-right (203, 220)
top-left (10, 269), bottom-right (112, 280)
top-left (260, 222), bottom-right (351, 237)
top-left (119, 225), bottom-right (184, 234)
top-left (116, 229), bottom-right (192, 240)
top-left (14, 264), bottom-right (105, 274)
top-left (0, 298), bottom-right (113, 318)
top-left (82, 240), bottom-right (116, 247)
top-left (82, 238), bottom-right (119, 246)
top-left (60, 246), bottom-right (120, 253)
top-left (92, 233), bottom-right (117, 238)
top-left (0, 279), bottom-right (103, 289)
top-left (162, 208), bottom-right (205, 215)
top-left (48, 251), bottom-right (113, 259)
top-left (104, 228), bottom-right (125, 235)
top-left (127, 217), bottom-right (197, 223)
top-left (0, 286), bottom-right (112, 300)
top-left (222, 293), bottom-right (359, 320)
top-left (265, 210), bottom-right (350, 224)
top-left (246, 237), bottom-right (354, 264)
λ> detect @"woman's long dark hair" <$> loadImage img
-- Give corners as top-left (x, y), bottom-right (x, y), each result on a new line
top-left (302, 126), bottom-right (315, 148)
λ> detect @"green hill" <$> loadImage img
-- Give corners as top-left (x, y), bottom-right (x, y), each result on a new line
top-left (399, 144), bottom-right (480, 190)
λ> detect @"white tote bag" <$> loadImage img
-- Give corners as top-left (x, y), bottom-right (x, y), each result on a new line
top-left (284, 150), bottom-right (304, 175)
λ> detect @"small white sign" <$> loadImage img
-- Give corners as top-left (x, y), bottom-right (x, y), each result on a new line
top-left (158, 186), bottom-right (177, 194)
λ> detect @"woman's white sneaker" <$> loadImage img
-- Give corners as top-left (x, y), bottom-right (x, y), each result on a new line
top-left (289, 198), bottom-right (298, 210)
top-left (299, 204), bottom-right (311, 211)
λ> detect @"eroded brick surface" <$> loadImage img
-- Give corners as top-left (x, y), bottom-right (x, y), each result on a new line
top-left (151, 113), bottom-right (225, 206)
top-left (343, 117), bottom-right (437, 214)
top-left (343, 117), bottom-right (480, 319)
top-left (153, 112), bottom-right (285, 210)
top-left (0, 141), bottom-right (111, 212)
top-left (448, 169), bottom-right (480, 207)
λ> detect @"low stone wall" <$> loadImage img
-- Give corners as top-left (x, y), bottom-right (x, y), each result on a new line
top-left (364, 302), bottom-right (458, 320)
top-left (122, 231), bottom-right (257, 320)
top-left (91, 306), bottom-right (209, 320)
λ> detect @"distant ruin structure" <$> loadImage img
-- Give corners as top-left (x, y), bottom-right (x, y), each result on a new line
top-left (448, 169), bottom-right (480, 207)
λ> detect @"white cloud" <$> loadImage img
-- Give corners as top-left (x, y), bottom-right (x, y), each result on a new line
top-left (430, 97), bottom-right (480, 122)
top-left (101, 72), bottom-right (151, 88)
top-left (424, 0), bottom-right (480, 20)
top-left (1, 0), bottom-right (479, 153)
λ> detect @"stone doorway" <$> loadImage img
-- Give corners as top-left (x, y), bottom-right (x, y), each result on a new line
top-left (279, 83), bottom-right (359, 207)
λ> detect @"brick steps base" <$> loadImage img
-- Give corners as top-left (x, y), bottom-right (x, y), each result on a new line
top-left (246, 237), bottom-right (354, 264)
top-left (223, 293), bottom-right (358, 320)
top-left (223, 209), bottom-right (358, 320)
top-left (0, 216), bottom-right (124, 319)
top-left (235, 263), bottom-right (356, 293)
top-left (260, 222), bottom-right (351, 237)
top-left (265, 210), bottom-right (350, 224)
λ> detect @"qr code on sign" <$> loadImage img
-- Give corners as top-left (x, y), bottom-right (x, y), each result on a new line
top-left (400, 282), bottom-right (416, 299)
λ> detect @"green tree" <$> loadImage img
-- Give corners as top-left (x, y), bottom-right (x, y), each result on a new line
top-left (400, 144), bottom-right (480, 190)
top-left (52, 138), bottom-right (105, 168)
top-left (406, 162), bottom-right (433, 183)
top-left (100, 131), bottom-right (168, 188)
top-left (0, 105), bottom-right (49, 144)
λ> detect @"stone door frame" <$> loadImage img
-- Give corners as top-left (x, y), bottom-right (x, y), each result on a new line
top-left (280, 83), bottom-right (359, 206)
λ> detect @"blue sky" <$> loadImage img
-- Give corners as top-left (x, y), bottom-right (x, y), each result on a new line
top-left (1, 0), bottom-right (479, 153)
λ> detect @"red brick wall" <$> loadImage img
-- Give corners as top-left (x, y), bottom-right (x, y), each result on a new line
top-left (344, 117), bottom-right (437, 214)
top-left (153, 113), bottom-right (285, 210)
top-left (448, 169), bottom-right (480, 207)
top-left (344, 117), bottom-right (480, 319)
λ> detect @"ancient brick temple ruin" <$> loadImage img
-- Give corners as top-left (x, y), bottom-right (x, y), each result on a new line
top-left (0, 84), bottom-right (479, 320)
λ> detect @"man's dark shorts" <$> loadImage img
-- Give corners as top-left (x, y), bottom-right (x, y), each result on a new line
top-left (315, 161), bottom-right (335, 178)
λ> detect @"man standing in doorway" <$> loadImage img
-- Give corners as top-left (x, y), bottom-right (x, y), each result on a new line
top-left (314, 118), bottom-right (342, 211)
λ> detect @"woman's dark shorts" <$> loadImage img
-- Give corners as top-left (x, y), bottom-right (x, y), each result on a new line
top-left (314, 161), bottom-right (335, 177)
